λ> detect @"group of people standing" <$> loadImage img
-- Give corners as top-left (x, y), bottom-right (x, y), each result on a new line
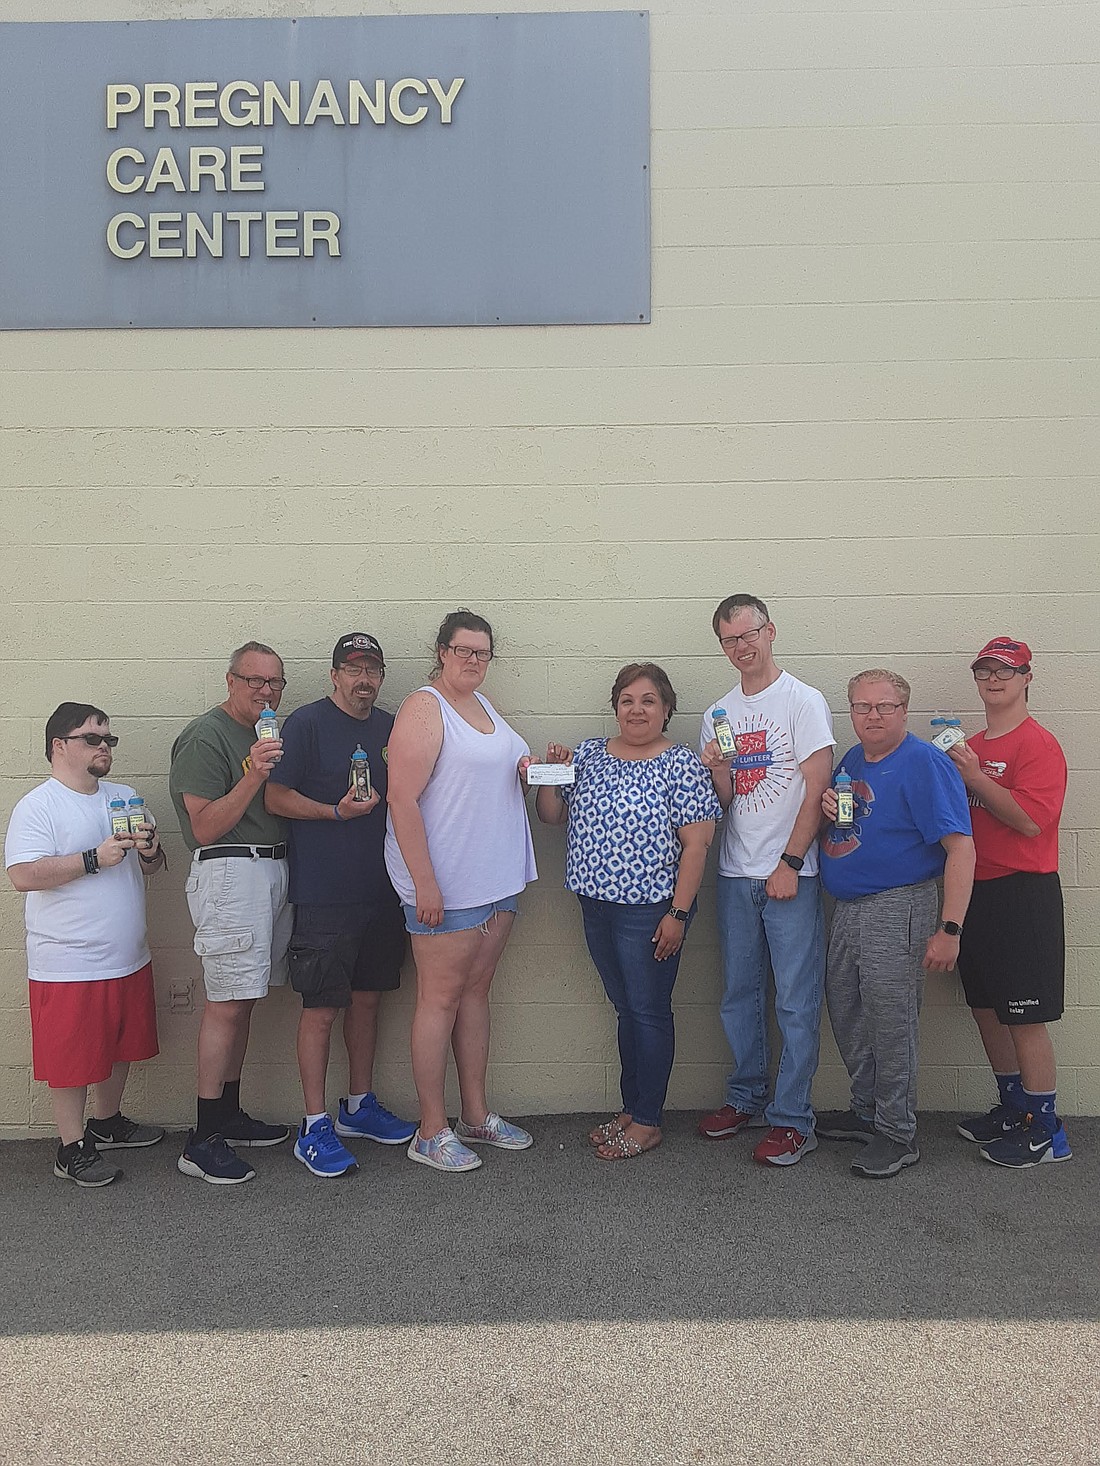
top-left (5, 597), bottom-right (1070, 1188)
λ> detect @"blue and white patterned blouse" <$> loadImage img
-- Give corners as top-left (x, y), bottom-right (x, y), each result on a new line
top-left (562, 739), bottom-right (721, 904)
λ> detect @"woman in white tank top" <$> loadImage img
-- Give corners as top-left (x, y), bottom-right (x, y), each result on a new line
top-left (385, 611), bottom-right (537, 1173)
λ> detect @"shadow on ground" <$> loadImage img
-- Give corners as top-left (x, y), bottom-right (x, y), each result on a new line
top-left (4, 1112), bottom-right (1097, 1337)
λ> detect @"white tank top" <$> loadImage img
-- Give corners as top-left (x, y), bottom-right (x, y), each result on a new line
top-left (385, 687), bottom-right (538, 909)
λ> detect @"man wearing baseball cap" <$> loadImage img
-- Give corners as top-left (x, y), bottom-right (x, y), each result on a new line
top-left (947, 638), bottom-right (1071, 1167)
top-left (265, 634), bottom-right (415, 1178)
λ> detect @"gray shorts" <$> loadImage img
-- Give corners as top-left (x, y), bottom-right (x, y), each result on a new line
top-left (185, 852), bottom-right (292, 1002)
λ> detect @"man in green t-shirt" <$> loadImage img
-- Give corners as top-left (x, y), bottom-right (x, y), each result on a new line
top-left (169, 640), bottom-right (293, 1184)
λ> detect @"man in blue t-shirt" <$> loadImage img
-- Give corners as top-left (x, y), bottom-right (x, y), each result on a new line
top-left (817, 669), bottom-right (974, 1179)
top-left (266, 633), bottom-right (415, 1177)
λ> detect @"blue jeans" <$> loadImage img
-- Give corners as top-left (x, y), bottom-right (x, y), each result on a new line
top-left (716, 874), bottom-right (825, 1133)
top-left (578, 895), bottom-right (690, 1128)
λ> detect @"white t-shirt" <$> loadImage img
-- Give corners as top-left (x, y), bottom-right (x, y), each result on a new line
top-left (4, 777), bottom-right (151, 983)
top-left (701, 670), bottom-right (835, 879)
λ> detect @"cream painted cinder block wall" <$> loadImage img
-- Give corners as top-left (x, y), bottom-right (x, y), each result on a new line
top-left (1, 0), bottom-right (1097, 1134)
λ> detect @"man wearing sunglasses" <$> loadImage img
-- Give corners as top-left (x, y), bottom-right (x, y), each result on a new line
top-left (169, 641), bottom-right (293, 1184)
top-left (265, 634), bottom-right (415, 1179)
top-left (5, 703), bottom-right (165, 1186)
top-left (817, 671), bottom-right (974, 1178)
top-left (947, 638), bottom-right (1071, 1167)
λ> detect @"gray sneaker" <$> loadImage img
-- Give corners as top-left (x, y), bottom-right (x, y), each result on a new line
top-left (816, 1109), bottom-right (874, 1142)
top-left (85, 1112), bottom-right (165, 1150)
top-left (851, 1133), bottom-right (920, 1179)
top-left (54, 1138), bottom-right (120, 1188)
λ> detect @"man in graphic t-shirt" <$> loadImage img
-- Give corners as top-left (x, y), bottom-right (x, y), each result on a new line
top-left (948, 637), bottom-right (1071, 1167)
top-left (266, 633), bottom-right (415, 1179)
top-left (5, 701), bottom-right (165, 1187)
top-left (698, 594), bottom-right (835, 1166)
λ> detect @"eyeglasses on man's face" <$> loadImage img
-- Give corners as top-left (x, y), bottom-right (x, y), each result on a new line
top-left (718, 625), bottom-right (768, 652)
top-left (61, 732), bottom-right (119, 748)
top-left (850, 701), bottom-right (906, 717)
top-left (337, 662), bottom-right (384, 681)
top-left (447, 645), bottom-right (493, 663)
top-left (973, 666), bottom-right (1026, 682)
top-left (232, 674), bottom-right (287, 691)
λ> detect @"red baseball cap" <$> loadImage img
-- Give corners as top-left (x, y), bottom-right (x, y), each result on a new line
top-left (970, 637), bottom-right (1032, 670)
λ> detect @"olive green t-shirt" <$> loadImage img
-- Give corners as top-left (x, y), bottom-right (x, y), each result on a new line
top-left (169, 706), bottom-right (286, 852)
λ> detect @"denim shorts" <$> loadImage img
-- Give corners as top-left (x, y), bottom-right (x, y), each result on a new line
top-left (401, 895), bottom-right (519, 936)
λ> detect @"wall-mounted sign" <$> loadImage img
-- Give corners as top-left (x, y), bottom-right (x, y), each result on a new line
top-left (0, 12), bottom-right (650, 328)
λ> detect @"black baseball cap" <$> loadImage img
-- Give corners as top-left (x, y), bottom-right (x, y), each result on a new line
top-left (332, 633), bottom-right (385, 668)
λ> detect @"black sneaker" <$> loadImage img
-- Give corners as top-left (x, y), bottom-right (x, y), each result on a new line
top-left (851, 1133), bottom-right (920, 1179)
top-left (177, 1131), bottom-right (256, 1185)
top-left (956, 1103), bottom-right (1026, 1144)
top-left (816, 1109), bottom-right (874, 1142)
top-left (221, 1110), bottom-right (291, 1148)
top-left (85, 1112), bottom-right (166, 1150)
top-left (54, 1138), bottom-right (120, 1188)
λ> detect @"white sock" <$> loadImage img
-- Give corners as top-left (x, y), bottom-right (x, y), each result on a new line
top-left (305, 1112), bottom-right (327, 1130)
top-left (347, 1092), bottom-right (369, 1113)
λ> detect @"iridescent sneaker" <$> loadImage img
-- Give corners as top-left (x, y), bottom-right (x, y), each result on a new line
top-left (407, 1126), bottom-right (482, 1172)
top-left (454, 1112), bottom-right (534, 1150)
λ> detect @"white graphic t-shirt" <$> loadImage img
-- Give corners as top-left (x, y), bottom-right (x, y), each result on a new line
top-left (700, 670), bottom-right (835, 879)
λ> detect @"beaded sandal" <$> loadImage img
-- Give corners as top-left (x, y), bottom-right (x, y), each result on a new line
top-left (595, 1129), bottom-right (662, 1162)
top-left (588, 1116), bottom-right (627, 1148)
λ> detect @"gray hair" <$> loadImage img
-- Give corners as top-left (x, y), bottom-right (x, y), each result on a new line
top-left (228, 641), bottom-right (282, 675)
top-left (847, 668), bottom-right (911, 704)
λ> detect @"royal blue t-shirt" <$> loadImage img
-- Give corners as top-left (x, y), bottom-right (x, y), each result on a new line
top-left (820, 733), bottom-right (971, 901)
top-left (268, 696), bottom-right (396, 907)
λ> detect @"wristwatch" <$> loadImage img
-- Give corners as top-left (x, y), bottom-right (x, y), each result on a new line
top-left (668, 906), bottom-right (690, 922)
top-left (780, 853), bottom-right (805, 872)
top-left (940, 920), bottom-right (963, 937)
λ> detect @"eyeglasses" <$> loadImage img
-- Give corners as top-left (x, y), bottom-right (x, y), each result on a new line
top-left (850, 701), bottom-right (906, 717)
top-left (232, 675), bottom-right (287, 691)
top-left (337, 662), bottom-right (384, 680)
top-left (718, 625), bottom-right (768, 651)
top-left (973, 666), bottom-right (1026, 681)
top-left (447, 645), bottom-right (493, 663)
top-left (61, 732), bottom-right (119, 748)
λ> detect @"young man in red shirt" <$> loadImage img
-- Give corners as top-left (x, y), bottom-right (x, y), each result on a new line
top-left (948, 638), bottom-right (1070, 1167)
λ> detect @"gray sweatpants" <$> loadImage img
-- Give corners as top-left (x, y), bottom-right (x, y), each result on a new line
top-left (825, 880), bottom-right (939, 1143)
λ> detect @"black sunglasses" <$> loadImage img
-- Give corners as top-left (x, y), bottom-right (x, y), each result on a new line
top-left (61, 732), bottom-right (119, 748)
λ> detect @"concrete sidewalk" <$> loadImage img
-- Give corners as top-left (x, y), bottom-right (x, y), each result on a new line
top-left (2, 1112), bottom-right (1098, 1466)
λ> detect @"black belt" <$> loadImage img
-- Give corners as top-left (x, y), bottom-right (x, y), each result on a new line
top-left (196, 844), bottom-right (287, 861)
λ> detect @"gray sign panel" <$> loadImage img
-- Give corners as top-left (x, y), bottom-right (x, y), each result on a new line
top-left (0, 12), bottom-right (649, 328)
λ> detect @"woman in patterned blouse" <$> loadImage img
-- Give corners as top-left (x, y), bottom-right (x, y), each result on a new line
top-left (536, 663), bottom-right (721, 1159)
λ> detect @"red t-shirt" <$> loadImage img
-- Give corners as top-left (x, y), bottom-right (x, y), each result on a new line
top-left (966, 718), bottom-right (1066, 881)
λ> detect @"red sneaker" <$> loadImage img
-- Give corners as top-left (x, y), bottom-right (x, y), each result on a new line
top-left (697, 1104), bottom-right (759, 1139)
top-left (752, 1127), bottom-right (818, 1167)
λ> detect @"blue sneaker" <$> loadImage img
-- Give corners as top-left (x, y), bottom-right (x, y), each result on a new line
top-left (177, 1131), bottom-right (255, 1185)
top-left (957, 1103), bottom-right (1026, 1144)
top-left (335, 1093), bottom-right (417, 1145)
top-left (454, 1112), bottom-right (533, 1150)
top-left (294, 1115), bottom-right (358, 1178)
top-left (980, 1118), bottom-right (1072, 1168)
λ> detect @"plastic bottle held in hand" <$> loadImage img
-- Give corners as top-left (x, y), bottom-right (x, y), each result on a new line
top-left (349, 744), bottom-right (372, 801)
top-left (109, 796), bottom-right (130, 838)
top-left (127, 795), bottom-right (153, 849)
top-left (712, 707), bottom-right (738, 758)
top-left (931, 715), bottom-right (967, 753)
top-left (834, 771), bottom-right (854, 829)
top-left (255, 705), bottom-right (280, 743)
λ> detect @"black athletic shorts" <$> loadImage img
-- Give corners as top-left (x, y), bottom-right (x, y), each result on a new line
top-left (957, 872), bottom-right (1064, 1025)
top-left (287, 901), bottom-right (407, 1010)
